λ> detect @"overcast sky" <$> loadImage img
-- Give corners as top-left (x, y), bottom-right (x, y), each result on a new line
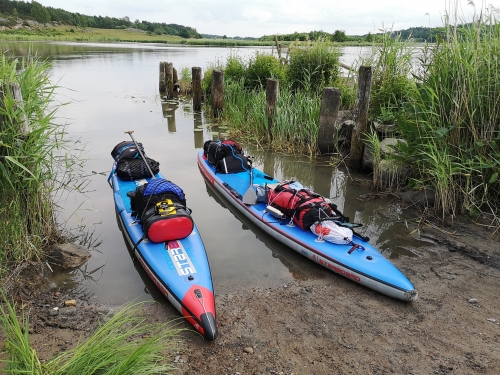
top-left (37, 0), bottom-right (481, 37)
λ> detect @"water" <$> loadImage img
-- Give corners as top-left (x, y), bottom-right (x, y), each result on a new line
top-left (1, 41), bottom-right (426, 305)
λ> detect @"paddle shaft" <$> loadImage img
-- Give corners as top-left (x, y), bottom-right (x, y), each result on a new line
top-left (242, 155), bottom-right (258, 204)
top-left (124, 130), bottom-right (156, 179)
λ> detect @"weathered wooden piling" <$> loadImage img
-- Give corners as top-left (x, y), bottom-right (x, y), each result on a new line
top-left (173, 67), bottom-right (178, 88)
top-left (165, 62), bottom-right (174, 99)
top-left (192, 67), bottom-right (202, 111)
top-left (0, 83), bottom-right (29, 135)
top-left (349, 66), bottom-right (373, 171)
top-left (317, 87), bottom-right (341, 154)
top-left (159, 62), bottom-right (166, 95)
top-left (266, 78), bottom-right (279, 140)
top-left (274, 35), bottom-right (282, 62)
top-left (211, 70), bottom-right (224, 117)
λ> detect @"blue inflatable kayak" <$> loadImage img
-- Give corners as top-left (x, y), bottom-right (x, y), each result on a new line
top-left (111, 156), bottom-right (218, 340)
top-left (198, 150), bottom-right (417, 301)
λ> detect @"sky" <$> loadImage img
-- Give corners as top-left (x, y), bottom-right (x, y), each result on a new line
top-left (37, 0), bottom-right (482, 38)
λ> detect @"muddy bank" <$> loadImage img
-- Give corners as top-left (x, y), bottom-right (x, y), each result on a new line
top-left (3, 220), bottom-right (500, 374)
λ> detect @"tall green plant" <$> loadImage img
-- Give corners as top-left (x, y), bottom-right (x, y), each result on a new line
top-left (244, 52), bottom-right (286, 90)
top-left (397, 3), bottom-right (500, 221)
top-left (362, 31), bottom-right (415, 120)
top-left (222, 75), bottom-right (321, 156)
top-left (287, 39), bottom-right (340, 94)
top-left (0, 295), bottom-right (182, 374)
top-left (0, 53), bottom-right (66, 268)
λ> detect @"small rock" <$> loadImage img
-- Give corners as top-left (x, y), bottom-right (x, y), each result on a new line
top-left (487, 318), bottom-right (496, 323)
top-left (468, 298), bottom-right (478, 304)
top-left (65, 300), bottom-right (77, 307)
top-left (39, 282), bottom-right (58, 293)
top-left (51, 243), bottom-right (91, 269)
top-left (243, 347), bottom-right (254, 354)
top-left (59, 306), bottom-right (77, 316)
top-left (48, 309), bottom-right (59, 316)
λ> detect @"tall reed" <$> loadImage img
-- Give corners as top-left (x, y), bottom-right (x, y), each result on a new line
top-left (210, 44), bottom-right (343, 156)
top-left (0, 53), bottom-right (66, 269)
top-left (362, 30), bottom-right (415, 121)
top-left (287, 39), bottom-right (341, 94)
top-left (398, 2), bottom-right (500, 221)
top-left (222, 76), bottom-right (322, 156)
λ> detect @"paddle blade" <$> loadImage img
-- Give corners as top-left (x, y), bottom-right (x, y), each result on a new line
top-left (242, 186), bottom-right (258, 205)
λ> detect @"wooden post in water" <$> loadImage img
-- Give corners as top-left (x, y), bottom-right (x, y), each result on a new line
top-left (173, 68), bottom-right (178, 87)
top-left (266, 78), bottom-right (279, 140)
top-left (192, 67), bottom-right (202, 111)
top-left (318, 87), bottom-right (341, 154)
top-left (165, 62), bottom-right (174, 99)
top-left (159, 62), bottom-right (166, 95)
top-left (211, 69), bottom-right (224, 117)
top-left (349, 66), bottom-right (372, 171)
top-left (274, 35), bottom-right (282, 62)
top-left (0, 83), bottom-right (29, 135)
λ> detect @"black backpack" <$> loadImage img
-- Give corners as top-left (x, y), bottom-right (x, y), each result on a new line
top-left (111, 141), bottom-right (145, 162)
top-left (115, 157), bottom-right (160, 181)
top-left (204, 140), bottom-right (243, 163)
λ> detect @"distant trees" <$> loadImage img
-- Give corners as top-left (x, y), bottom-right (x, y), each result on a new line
top-left (258, 26), bottom-right (446, 43)
top-left (0, 0), bottom-right (201, 38)
top-left (332, 30), bottom-right (346, 42)
top-left (260, 29), bottom-right (349, 42)
top-left (31, 1), bottom-right (50, 24)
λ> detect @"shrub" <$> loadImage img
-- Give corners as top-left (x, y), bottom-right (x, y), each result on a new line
top-left (287, 39), bottom-right (340, 94)
top-left (362, 32), bottom-right (415, 120)
top-left (244, 52), bottom-right (286, 90)
top-left (224, 53), bottom-right (246, 82)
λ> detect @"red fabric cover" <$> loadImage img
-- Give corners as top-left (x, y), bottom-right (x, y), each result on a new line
top-left (267, 183), bottom-right (333, 230)
top-left (146, 216), bottom-right (193, 243)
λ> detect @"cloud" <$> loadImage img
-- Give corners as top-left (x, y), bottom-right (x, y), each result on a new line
top-left (38, 0), bottom-right (477, 37)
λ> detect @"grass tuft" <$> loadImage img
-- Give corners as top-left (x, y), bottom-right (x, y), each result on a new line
top-left (0, 292), bottom-right (183, 375)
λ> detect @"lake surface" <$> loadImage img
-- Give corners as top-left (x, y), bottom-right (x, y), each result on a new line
top-left (1, 41), bottom-right (425, 305)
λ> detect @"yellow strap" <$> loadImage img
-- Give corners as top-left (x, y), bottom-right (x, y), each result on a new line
top-left (156, 199), bottom-right (177, 215)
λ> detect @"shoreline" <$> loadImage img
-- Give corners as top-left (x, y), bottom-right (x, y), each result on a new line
top-left (4, 217), bottom-right (500, 374)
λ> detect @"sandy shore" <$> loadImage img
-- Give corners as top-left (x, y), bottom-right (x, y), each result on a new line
top-left (4, 219), bottom-right (500, 375)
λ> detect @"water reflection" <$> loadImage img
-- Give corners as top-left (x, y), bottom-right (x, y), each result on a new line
top-left (48, 262), bottom-right (104, 301)
top-left (161, 100), bottom-right (178, 133)
top-left (193, 111), bottom-right (204, 148)
top-left (0, 40), bottom-right (430, 304)
top-left (116, 222), bottom-right (172, 304)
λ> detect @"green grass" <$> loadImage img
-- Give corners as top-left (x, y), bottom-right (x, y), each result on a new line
top-left (0, 294), bottom-right (182, 374)
top-left (395, 3), bottom-right (500, 221)
top-left (361, 31), bottom-right (415, 120)
top-left (0, 52), bottom-right (61, 269)
top-left (0, 25), bottom-right (276, 46)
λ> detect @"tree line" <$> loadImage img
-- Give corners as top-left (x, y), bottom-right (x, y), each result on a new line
top-left (0, 0), bottom-right (201, 38)
top-left (260, 27), bottom-right (447, 43)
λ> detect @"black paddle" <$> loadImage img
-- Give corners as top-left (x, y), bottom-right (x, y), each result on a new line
top-left (242, 155), bottom-right (258, 205)
top-left (124, 130), bottom-right (156, 179)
